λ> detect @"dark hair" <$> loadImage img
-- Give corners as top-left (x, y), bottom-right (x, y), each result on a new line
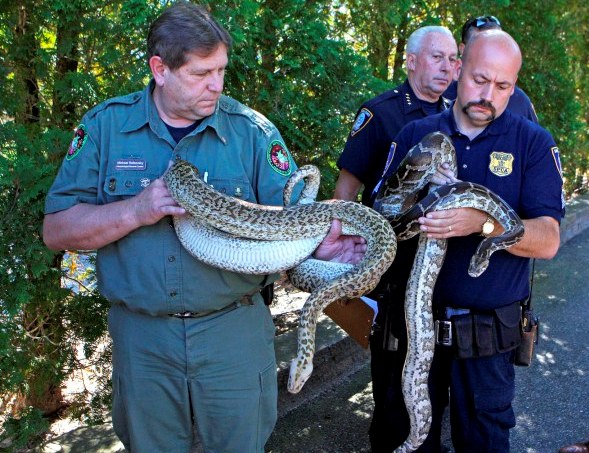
top-left (147, 2), bottom-right (233, 70)
top-left (460, 15), bottom-right (501, 44)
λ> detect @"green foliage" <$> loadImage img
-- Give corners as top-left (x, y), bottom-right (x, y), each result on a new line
top-left (0, 0), bottom-right (587, 448)
top-left (1, 407), bottom-right (49, 452)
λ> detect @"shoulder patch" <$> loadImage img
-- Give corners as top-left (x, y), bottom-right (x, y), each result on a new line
top-left (66, 124), bottom-right (88, 160)
top-left (350, 108), bottom-right (373, 137)
top-left (267, 140), bottom-right (292, 176)
top-left (488, 151), bottom-right (514, 177)
top-left (382, 142), bottom-right (396, 177)
top-left (551, 146), bottom-right (563, 179)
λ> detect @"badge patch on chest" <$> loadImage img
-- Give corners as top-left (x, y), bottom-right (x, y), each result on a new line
top-left (267, 140), bottom-right (292, 176)
top-left (489, 152), bottom-right (514, 177)
top-left (66, 124), bottom-right (88, 160)
top-left (350, 108), bottom-right (373, 136)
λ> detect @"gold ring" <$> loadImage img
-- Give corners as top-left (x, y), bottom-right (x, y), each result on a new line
top-left (448, 225), bottom-right (452, 232)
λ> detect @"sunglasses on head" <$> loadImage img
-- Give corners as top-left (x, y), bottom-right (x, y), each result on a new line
top-left (473, 15), bottom-right (501, 28)
top-left (461, 15), bottom-right (501, 42)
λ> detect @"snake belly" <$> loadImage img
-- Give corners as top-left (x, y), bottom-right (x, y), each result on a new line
top-left (164, 160), bottom-right (397, 394)
top-left (373, 132), bottom-right (525, 453)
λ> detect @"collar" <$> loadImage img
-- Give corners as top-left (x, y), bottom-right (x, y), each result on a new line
top-left (400, 79), bottom-right (448, 114)
top-left (120, 80), bottom-right (226, 144)
top-left (442, 104), bottom-right (513, 139)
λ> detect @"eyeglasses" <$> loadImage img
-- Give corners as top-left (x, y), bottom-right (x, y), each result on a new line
top-left (461, 15), bottom-right (501, 43)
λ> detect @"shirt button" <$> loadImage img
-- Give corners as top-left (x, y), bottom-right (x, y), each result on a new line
top-left (463, 164), bottom-right (468, 169)
top-left (170, 291), bottom-right (178, 297)
top-left (168, 255), bottom-right (176, 262)
top-left (465, 145), bottom-right (471, 150)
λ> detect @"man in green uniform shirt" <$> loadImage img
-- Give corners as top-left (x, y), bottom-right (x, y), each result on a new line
top-left (43, 3), bottom-right (365, 452)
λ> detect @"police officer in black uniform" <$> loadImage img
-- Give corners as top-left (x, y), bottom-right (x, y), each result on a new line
top-left (374, 30), bottom-right (563, 452)
top-left (333, 25), bottom-right (458, 452)
top-left (444, 15), bottom-right (538, 123)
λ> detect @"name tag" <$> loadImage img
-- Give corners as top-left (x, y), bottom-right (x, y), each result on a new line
top-left (115, 159), bottom-right (147, 171)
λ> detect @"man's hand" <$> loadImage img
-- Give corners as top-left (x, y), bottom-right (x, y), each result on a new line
top-left (132, 177), bottom-right (186, 227)
top-left (417, 207), bottom-right (490, 239)
top-left (430, 162), bottom-right (460, 186)
top-left (313, 219), bottom-right (367, 264)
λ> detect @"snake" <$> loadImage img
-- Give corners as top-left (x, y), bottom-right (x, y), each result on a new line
top-left (373, 131), bottom-right (525, 453)
top-left (164, 160), bottom-right (397, 394)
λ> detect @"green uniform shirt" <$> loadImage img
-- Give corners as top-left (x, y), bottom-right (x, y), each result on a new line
top-left (45, 81), bottom-right (298, 316)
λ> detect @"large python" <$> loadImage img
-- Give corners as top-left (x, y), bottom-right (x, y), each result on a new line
top-left (373, 132), bottom-right (525, 453)
top-left (164, 161), bottom-right (397, 394)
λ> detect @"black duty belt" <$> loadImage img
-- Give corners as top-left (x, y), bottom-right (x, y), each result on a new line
top-left (169, 294), bottom-right (254, 319)
top-left (434, 307), bottom-right (471, 346)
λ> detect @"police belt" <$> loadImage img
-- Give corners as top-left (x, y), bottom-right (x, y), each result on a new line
top-left (434, 301), bottom-right (523, 359)
top-left (169, 294), bottom-right (254, 319)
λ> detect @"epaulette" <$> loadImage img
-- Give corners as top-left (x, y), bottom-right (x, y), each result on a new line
top-left (364, 88), bottom-right (403, 109)
top-left (218, 95), bottom-right (273, 135)
top-left (86, 90), bottom-right (143, 119)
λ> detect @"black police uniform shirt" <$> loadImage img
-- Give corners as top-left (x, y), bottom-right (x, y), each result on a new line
top-left (337, 79), bottom-right (449, 205)
top-left (380, 108), bottom-right (564, 310)
top-left (444, 80), bottom-right (538, 123)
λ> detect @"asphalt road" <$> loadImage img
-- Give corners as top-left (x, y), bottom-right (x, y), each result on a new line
top-left (266, 226), bottom-right (589, 453)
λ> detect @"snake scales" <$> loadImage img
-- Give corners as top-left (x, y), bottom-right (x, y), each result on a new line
top-left (164, 161), bottom-right (397, 394)
top-left (164, 131), bottom-right (524, 452)
top-left (373, 132), bottom-right (525, 453)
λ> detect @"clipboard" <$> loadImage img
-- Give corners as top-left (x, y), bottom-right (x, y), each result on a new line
top-left (323, 298), bottom-right (375, 349)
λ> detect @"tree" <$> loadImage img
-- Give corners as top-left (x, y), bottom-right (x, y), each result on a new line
top-left (0, 0), bottom-right (587, 449)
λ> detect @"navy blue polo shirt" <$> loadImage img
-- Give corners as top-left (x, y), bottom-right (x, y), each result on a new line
top-left (337, 80), bottom-right (449, 205)
top-left (381, 108), bottom-right (564, 310)
top-left (444, 80), bottom-right (538, 123)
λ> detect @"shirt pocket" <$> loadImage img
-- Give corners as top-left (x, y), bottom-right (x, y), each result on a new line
top-left (103, 171), bottom-right (161, 202)
top-left (207, 177), bottom-right (253, 202)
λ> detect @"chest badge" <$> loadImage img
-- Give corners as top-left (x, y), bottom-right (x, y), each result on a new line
top-left (489, 151), bottom-right (514, 177)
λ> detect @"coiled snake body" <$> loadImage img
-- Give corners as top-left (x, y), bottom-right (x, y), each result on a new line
top-left (164, 131), bottom-right (524, 452)
top-left (164, 162), bottom-right (397, 394)
top-left (374, 132), bottom-right (524, 453)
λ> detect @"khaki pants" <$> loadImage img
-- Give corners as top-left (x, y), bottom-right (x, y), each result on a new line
top-left (108, 297), bottom-right (277, 452)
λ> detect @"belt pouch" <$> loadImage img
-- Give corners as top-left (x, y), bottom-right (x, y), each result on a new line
top-left (473, 313), bottom-right (495, 357)
top-left (453, 314), bottom-right (474, 359)
top-left (494, 303), bottom-right (523, 353)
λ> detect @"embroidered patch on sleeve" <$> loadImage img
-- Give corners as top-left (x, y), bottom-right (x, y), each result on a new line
top-left (551, 146), bottom-right (563, 179)
top-left (66, 124), bottom-right (88, 160)
top-left (267, 140), bottom-right (292, 176)
top-left (382, 142), bottom-right (397, 178)
top-left (350, 108), bottom-right (373, 137)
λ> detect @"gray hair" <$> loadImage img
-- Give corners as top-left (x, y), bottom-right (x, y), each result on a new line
top-left (147, 2), bottom-right (233, 70)
top-left (406, 26), bottom-right (454, 55)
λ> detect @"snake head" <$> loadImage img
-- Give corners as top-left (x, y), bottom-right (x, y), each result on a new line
top-left (287, 358), bottom-right (313, 394)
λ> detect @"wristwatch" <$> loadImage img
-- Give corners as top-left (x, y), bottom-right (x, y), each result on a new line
top-left (481, 215), bottom-right (495, 237)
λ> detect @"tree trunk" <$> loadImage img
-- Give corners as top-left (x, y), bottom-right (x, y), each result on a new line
top-left (52, 15), bottom-right (81, 129)
top-left (13, 0), bottom-right (40, 125)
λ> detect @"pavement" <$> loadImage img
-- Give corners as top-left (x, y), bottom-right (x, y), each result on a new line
top-left (38, 193), bottom-right (589, 452)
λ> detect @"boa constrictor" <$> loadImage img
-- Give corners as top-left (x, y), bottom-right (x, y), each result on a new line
top-left (373, 131), bottom-right (525, 453)
top-left (164, 161), bottom-right (397, 394)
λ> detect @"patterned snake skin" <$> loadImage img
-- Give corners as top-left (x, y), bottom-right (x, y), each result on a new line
top-left (164, 161), bottom-right (397, 394)
top-left (373, 131), bottom-right (525, 453)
